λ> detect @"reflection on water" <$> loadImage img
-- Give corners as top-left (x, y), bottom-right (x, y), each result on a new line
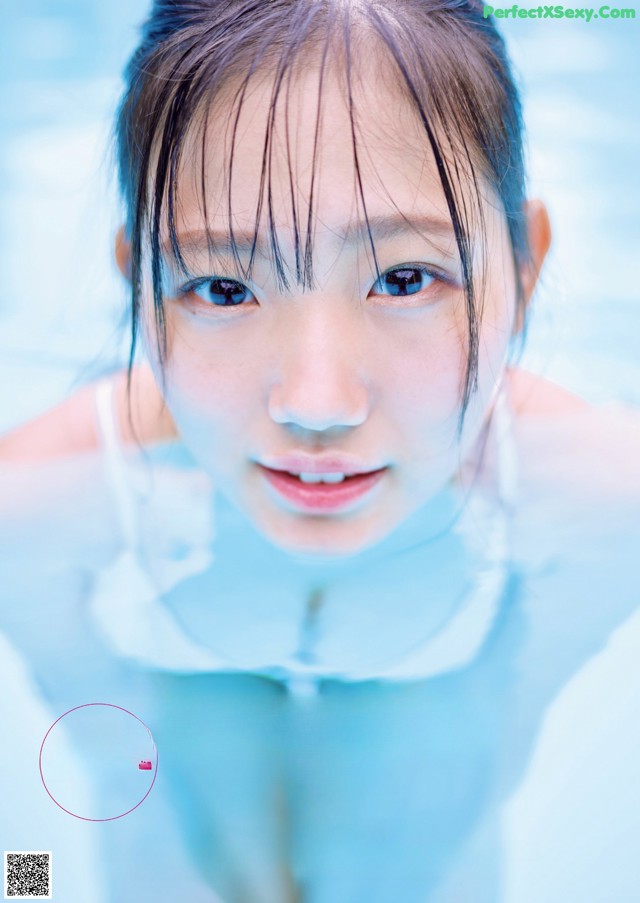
top-left (502, 18), bottom-right (640, 404)
top-left (0, 0), bottom-right (151, 431)
top-left (0, 419), bottom-right (639, 900)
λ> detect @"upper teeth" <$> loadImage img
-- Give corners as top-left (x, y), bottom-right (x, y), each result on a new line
top-left (296, 472), bottom-right (346, 484)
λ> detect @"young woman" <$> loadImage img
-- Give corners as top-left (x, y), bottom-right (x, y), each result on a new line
top-left (1, 0), bottom-right (639, 900)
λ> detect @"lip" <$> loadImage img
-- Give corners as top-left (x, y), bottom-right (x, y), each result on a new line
top-left (258, 453), bottom-right (386, 476)
top-left (256, 460), bottom-right (389, 513)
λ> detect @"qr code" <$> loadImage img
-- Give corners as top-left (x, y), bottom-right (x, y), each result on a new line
top-left (4, 852), bottom-right (51, 899)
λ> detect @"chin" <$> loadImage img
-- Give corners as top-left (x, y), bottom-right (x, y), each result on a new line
top-left (255, 510), bottom-right (392, 561)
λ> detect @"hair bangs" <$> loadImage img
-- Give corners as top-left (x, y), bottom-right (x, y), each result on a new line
top-left (116, 0), bottom-right (531, 433)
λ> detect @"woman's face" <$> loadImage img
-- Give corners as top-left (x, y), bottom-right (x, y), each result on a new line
top-left (141, 64), bottom-right (519, 558)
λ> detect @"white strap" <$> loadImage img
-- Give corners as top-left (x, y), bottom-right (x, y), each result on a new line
top-left (494, 382), bottom-right (519, 509)
top-left (94, 379), bottom-right (140, 552)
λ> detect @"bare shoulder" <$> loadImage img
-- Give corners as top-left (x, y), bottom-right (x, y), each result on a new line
top-left (505, 366), bottom-right (640, 500)
top-left (0, 363), bottom-right (177, 462)
top-left (111, 363), bottom-right (178, 448)
top-left (506, 366), bottom-right (591, 417)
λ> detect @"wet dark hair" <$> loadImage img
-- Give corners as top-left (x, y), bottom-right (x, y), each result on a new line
top-left (115, 0), bottom-right (531, 438)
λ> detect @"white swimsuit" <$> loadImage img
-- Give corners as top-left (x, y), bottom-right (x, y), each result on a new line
top-left (89, 378), bottom-right (519, 697)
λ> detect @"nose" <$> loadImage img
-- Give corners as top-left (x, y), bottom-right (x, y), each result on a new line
top-left (267, 303), bottom-right (370, 435)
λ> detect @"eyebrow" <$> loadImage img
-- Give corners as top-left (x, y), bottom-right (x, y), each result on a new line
top-left (163, 213), bottom-right (456, 259)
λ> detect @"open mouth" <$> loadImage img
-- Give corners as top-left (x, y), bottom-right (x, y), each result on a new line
top-left (257, 465), bottom-right (389, 513)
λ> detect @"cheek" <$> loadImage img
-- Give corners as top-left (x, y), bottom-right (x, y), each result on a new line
top-left (166, 348), bottom-right (256, 438)
top-left (144, 306), bottom-right (262, 449)
top-left (373, 278), bottom-right (512, 454)
top-left (374, 305), bottom-right (469, 428)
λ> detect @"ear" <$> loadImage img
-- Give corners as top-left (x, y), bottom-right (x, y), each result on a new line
top-left (514, 199), bottom-right (552, 333)
top-left (115, 225), bottom-right (132, 282)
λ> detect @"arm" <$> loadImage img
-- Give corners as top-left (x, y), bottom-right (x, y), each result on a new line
top-left (0, 363), bottom-right (177, 462)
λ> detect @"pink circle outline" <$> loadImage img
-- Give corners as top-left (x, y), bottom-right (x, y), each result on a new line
top-left (39, 702), bottom-right (159, 822)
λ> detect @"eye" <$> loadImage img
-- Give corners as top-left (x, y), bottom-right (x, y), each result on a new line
top-left (181, 276), bottom-right (255, 307)
top-left (370, 264), bottom-right (441, 299)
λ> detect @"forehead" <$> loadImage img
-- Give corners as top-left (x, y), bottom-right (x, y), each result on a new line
top-left (173, 58), bottom-right (461, 251)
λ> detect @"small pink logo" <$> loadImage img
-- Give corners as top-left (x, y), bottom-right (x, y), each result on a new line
top-left (138, 761), bottom-right (153, 771)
